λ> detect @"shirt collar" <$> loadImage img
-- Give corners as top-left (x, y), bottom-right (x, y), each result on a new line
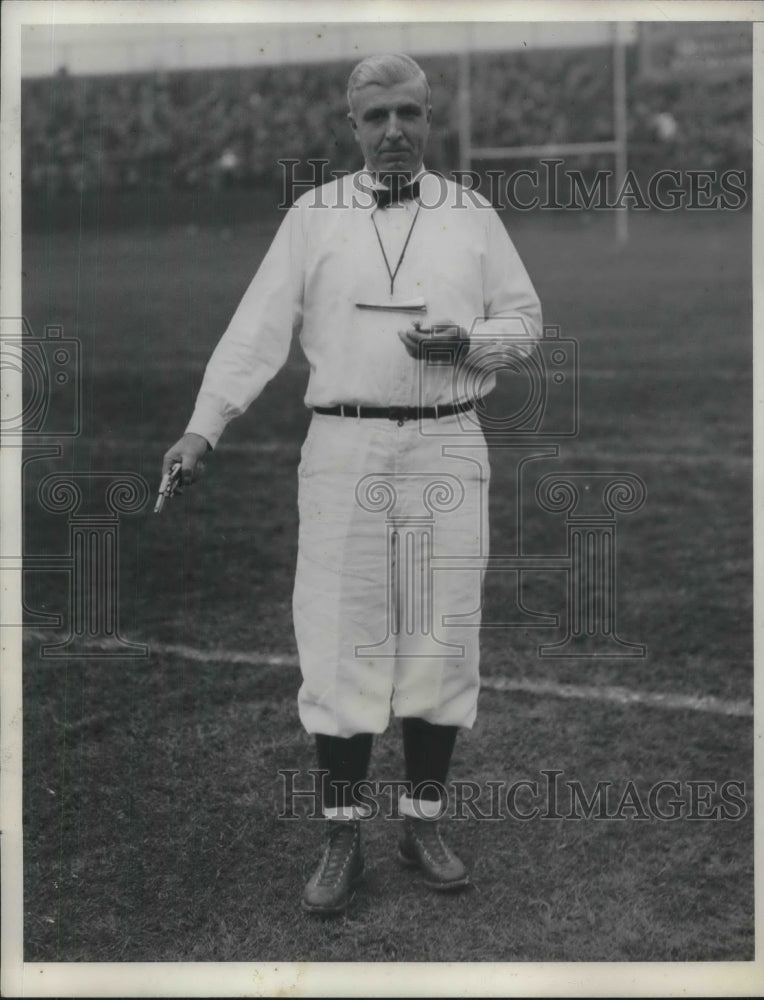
top-left (354, 165), bottom-right (427, 212)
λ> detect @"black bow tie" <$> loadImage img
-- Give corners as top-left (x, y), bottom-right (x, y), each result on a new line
top-left (373, 180), bottom-right (421, 209)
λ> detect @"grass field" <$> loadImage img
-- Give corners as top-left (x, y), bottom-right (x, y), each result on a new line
top-left (20, 200), bottom-right (752, 962)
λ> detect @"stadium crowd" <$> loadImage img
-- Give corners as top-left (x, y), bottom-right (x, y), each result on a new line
top-left (21, 46), bottom-right (751, 196)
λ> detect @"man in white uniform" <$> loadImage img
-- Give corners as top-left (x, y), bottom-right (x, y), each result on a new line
top-left (162, 53), bottom-right (541, 915)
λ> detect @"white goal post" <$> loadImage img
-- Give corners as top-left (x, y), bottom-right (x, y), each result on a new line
top-left (457, 22), bottom-right (630, 244)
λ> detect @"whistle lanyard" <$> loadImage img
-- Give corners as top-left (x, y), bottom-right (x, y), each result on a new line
top-left (370, 203), bottom-right (422, 296)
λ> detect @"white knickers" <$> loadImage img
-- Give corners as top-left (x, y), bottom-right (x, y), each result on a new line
top-left (293, 412), bottom-right (490, 737)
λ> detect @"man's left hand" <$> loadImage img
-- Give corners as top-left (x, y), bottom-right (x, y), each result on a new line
top-left (397, 319), bottom-right (470, 361)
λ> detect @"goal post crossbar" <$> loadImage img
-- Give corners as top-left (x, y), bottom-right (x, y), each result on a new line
top-left (469, 141), bottom-right (619, 160)
top-left (458, 25), bottom-right (629, 243)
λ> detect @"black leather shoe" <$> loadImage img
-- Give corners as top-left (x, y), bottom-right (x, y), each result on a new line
top-left (399, 817), bottom-right (470, 891)
top-left (302, 820), bottom-right (363, 915)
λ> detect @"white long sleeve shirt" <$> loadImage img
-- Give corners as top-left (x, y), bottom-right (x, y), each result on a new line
top-left (185, 170), bottom-right (542, 448)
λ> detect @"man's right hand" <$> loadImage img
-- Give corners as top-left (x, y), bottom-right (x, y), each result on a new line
top-left (162, 432), bottom-right (210, 487)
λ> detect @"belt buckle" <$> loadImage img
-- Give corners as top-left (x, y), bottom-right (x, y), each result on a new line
top-left (388, 405), bottom-right (410, 426)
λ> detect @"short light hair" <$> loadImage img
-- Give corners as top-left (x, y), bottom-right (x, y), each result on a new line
top-left (346, 53), bottom-right (431, 113)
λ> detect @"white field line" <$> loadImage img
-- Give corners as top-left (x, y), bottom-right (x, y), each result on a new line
top-left (482, 676), bottom-right (752, 718)
top-left (21, 631), bottom-right (752, 718)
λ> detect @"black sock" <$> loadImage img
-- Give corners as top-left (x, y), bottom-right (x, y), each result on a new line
top-left (315, 733), bottom-right (373, 810)
top-left (402, 717), bottom-right (458, 802)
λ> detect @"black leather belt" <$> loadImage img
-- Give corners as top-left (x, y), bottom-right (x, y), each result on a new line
top-left (313, 399), bottom-right (476, 426)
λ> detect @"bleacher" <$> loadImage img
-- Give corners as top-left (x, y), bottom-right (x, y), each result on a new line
top-left (20, 36), bottom-right (751, 196)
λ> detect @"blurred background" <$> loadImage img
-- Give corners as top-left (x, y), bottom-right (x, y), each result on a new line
top-left (20, 20), bottom-right (752, 228)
